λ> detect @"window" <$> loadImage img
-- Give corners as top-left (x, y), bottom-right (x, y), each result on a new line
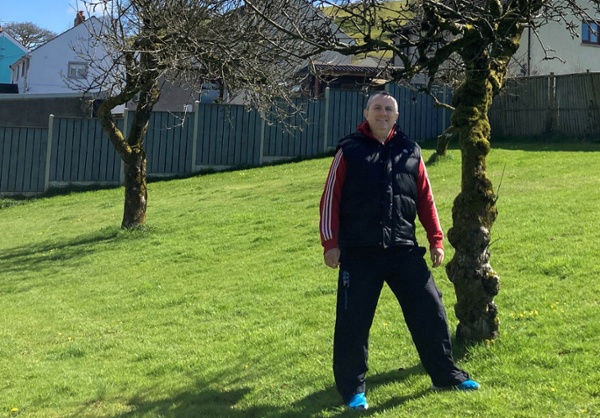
top-left (582, 21), bottom-right (599, 44)
top-left (68, 62), bottom-right (88, 79)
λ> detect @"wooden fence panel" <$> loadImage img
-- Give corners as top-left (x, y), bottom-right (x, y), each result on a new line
top-left (263, 112), bottom-right (280, 157)
top-left (302, 98), bottom-right (326, 155)
top-left (263, 98), bottom-right (325, 158)
top-left (327, 90), bottom-right (368, 148)
top-left (196, 103), bottom-right (262, 167)
top-left (50, 117), bottom-right (120, 184)
top-left (235, 107), bottom-right (261, 165)
top-left (489, 76), bottom-right (550, 137)
top-left (555, 73), bottom-right (600, 136)
top-left (145, 111), bottom-right (194, 175)
top-left (0, 127), bottom-right (47, 194)
top-left (394, 85), bottom-right (414, 136)
top-left (231, 105), bottom-right (261, 166)
top-left (390, 84), bottom-right (451, 140)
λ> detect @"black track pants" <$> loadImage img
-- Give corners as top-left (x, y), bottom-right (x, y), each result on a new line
top-left (332, 246), bottom-right (469, 403)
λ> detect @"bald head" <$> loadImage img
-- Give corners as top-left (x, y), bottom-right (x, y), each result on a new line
top-left (363, 92), bottom-right (399, 142)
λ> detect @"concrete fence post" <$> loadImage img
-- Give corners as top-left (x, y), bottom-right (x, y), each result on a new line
top-left (323, 86), bottom-right (330, 152)
top-left (44, 114), bottom-right (54, 193)
top-left (442, 85), bottom-right (449, 130)
top-left (547, 73), bottom-right (558, 134)
top-left (259, 117), bottom-right (266, 166)
top-left (120, 108), bottom-right (129, 185)
top-left (191, 101), bottom-right (200, 172)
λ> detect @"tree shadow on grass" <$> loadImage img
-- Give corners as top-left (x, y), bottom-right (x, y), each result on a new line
top-left (0, 227), bottom-right (133, 277)
top-left (421, 136), bottom-right (600, 155)
top-left (491, 138), bottom-right (600, 152)
top-left (85, 365), bottom-right (432, 418)
top-left (0, 226), bottom-right (149, 296)
top-left (291, 365), bottom-right (431, 417)
top-left (102, 385), bottom-right (275, 418)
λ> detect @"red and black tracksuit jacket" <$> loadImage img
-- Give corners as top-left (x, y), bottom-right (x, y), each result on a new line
top-left (320, 122), bottom-right (444, 252)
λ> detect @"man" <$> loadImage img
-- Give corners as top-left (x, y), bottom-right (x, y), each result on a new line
top-left (319, 91), bottom-right (479, 411)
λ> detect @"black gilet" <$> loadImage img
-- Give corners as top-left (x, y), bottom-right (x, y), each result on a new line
top-left (338, 129), bottom-right (421, 249)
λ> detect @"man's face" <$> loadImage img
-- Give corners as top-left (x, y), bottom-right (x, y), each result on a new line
top-left (363, 95), bottom-right (399, 141)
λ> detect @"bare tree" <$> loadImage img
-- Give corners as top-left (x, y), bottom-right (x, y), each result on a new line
top-left (245, 0), bottom-right (600, 343)
top-left (2, 22), bottom-right (56, 50)
top-left (72, 0), bottom-right (313, 229)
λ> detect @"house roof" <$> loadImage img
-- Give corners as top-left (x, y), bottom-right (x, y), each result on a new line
top-left (10, 17), bottom-right (103, 69)
top-left (302, 62), bottom-right (399, 77)
top-left (0, 30), bottom-right (28, 53)
top-left (29, 16), bottom-right (101, 54)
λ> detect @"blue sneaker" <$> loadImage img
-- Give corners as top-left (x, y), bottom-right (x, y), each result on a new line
top-left (432, 379), bottom-right (480, 391)
top-left (347, 392), bottom-right (368, 410)
top-left (457, 380), bottom-right (480, 391)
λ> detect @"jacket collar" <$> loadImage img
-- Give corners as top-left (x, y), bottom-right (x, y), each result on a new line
top-left (357, 121), bottom-right (397, 144)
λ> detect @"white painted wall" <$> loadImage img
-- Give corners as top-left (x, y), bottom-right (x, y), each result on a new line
top-left (14, 18), bottom-right (107, 94)
top-left (513, 3), bottom-right (600, 75)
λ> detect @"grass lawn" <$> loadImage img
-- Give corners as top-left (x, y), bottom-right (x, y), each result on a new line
top-left (1, 141), bottom-right (599, 417)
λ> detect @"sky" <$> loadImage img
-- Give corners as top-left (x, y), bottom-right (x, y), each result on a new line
top-left (1, 0), bottom-right (104, 35)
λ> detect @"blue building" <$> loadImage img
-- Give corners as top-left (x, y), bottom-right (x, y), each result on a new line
top-left (0, 28), bottom-right (27, 85)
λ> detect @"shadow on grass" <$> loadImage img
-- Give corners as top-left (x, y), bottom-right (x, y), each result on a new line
top-left (86, 366), bottom-right (435, 418)
top-left (420, 136), bottom-right (600, 155)
top-left (104, 385), bottom-right (274, 418)
top-left (491, 137), bottom-right (600, 152)
top-left (0, 227), bottom-right (137, 277)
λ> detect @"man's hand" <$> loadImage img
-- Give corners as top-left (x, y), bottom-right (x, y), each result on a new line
top-left (430, 247), bottom-right (444, 268)
top-left (324, 248), bottom-right (341, 269)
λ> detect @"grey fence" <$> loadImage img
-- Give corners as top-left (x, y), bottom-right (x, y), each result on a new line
top-left (489, 71), bottom-right (600, 137)
top-left (50, 116), bottom-right (122, 185)
top-left (146, 111), bottom-right (194, 175)
top-left (0, 127), bottom-right (48, 194)
top-left (0, 85), bottom-right (451, 196)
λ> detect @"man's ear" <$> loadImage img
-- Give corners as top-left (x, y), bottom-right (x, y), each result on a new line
top-left (363, 108), bottom-right (368, 119)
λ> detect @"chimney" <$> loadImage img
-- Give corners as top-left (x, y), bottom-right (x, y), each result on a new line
top-left (74, 11), bottom-right (86, 27)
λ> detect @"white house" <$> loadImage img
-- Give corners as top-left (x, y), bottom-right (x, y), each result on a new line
top-left (10, 17), bottom-right (107, 95)
top-left (7, 4), bottom-right (372, 108)
top-left (512, 2), bottom-right (600, 75)
top-left (387, 1), bottom-right (600, 78)
top-left (8, 17), bottom-right (210, 113)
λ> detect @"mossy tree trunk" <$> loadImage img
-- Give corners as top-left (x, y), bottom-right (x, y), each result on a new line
top-left (442, 9), bottom-right (526, 343)
top-left (443, 34), bottom-right (516, 342)
top-left (445, 66), bottom-right (500, 342)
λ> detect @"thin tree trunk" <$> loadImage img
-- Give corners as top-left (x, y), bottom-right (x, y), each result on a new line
top-left (119, 83), bottom-right (156, 229)
top-left (121, 148), bottom-right (147, 229)
top-left (445, 70), bottom-right (501, 344)
top-left (427, 126), bottom-right (456, 164)
top-left (435, 126), bottom-right (455, 156)
top-left (97, 90), bottom-right (156, 230)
